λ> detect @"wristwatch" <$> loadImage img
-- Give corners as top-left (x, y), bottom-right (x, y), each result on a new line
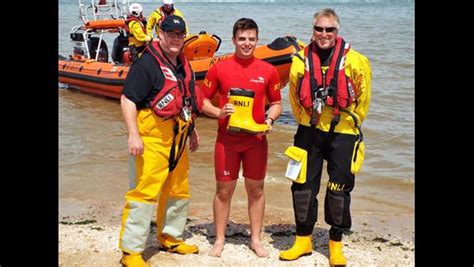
top-left (266, 117), bottom-right (275, 125)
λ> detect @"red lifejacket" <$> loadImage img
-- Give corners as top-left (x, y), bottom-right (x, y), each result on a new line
top-left (145, 41), bottom-right (203, 119)
top-left (298, 37), bottom-right (356, 126)
top-left (125, 15), bottom-right (147, 37)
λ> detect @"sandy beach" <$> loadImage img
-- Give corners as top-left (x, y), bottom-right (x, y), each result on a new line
top-left (59, 117), bottom-right (414, 267)
top-left (59, 198), bottom-right (414, 267)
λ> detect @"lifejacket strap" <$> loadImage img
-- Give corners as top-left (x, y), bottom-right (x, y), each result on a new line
top-left (339, 109), bottom-right (363, 141)
top-left (168, 120), bottom-right (180, 172)
top-left (328, 113), bottom-right (340, 134)
top-left (169, 119), bottom-right (195, 172)
top-left (307, 44), bottom-right (318, 128)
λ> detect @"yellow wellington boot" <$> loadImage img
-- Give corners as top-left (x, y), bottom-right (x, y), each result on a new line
top-left (160, 238), bottom-right (199, 254)
top-left (329, 240), bottom-right (347, 266)
top-left (120, 253), bottom-right (150, 267)
top-left (279, 235), bottom-right (313, 261)
top-left (227, 88), bottom-right (269, 134)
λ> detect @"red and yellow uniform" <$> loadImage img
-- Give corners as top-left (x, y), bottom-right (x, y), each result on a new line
top-left (202, 55), bottom-right (281, 180)
top-left (146, 8), bottom-right (187, 38)
top-left (119, 42), bottom-right (201, 255)
top-left (125, 15), bottom-right (149, 49)
top-left (288, 39), bottom-right (371, 239)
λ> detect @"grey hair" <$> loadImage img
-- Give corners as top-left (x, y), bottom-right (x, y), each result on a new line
top-left (313, 8), bottom-right (340, 29)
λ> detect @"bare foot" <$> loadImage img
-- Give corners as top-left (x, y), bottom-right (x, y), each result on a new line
top-left (251, 240), bottom-right (269, 257)
top-left (208, 240), bottom-right (224, 257)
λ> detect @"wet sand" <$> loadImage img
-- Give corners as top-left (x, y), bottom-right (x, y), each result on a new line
top-left (59, 90), bottom-right (414, 266)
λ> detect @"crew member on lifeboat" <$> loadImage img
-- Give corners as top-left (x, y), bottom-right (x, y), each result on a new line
top-left (146, 0), bottom-right (188, 40)
top-left (125, 3), bottom-right (150, 62)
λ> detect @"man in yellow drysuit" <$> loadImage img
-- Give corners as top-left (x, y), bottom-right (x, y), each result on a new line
top-left (279, 8), bottom-right (371, 267)
top-left (119, 15), bottom-right (203, 267)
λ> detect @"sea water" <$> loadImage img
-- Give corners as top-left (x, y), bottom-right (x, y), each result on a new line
top-left (58, 0), bottom-right (414, 238)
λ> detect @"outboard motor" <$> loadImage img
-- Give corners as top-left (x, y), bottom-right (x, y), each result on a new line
top-left (111, 33), bottom-right (129, 63)
top-left (70, 32), bottom-right (86, 59)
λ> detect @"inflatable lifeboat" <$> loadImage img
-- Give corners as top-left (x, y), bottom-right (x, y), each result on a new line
top-left (58, 0), bottom-right (305, 99)
top-left (59, 30), bottom-right (224, 98)
top-left (59, 35), bottom-right (304, 99)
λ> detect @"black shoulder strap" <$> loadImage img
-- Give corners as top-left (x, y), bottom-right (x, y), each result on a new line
top-left (329, 38), bottom-right (346, 108)
top-left (188, 77), bottom-right (201, 116)
top-left (307, 44), bottom-right (317, 105)
top-left (307, 44), bottom-right (320, 128)
top-left (339, 109), bottom-right (363, 141)
top-left (294, 52), bottom-right (304, 63)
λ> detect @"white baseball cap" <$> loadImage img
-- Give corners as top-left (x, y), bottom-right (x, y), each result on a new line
top-left (163, 0), bottom-right (174, 5)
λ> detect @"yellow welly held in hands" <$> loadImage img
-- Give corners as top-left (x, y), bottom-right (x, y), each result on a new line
top-left (329, 239), bottom-right (347, 266)
top-left (279, 235), bottom-right (313, 261)
top-left (227, 88), bottom-right (269, 134)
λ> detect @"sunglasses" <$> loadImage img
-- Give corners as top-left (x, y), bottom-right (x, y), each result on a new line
top-left (313, 26), bottom-right (337, 33)
top-left (166, 31), bottom-right (186, 39)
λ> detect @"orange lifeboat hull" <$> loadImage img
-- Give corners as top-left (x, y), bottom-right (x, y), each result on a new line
top-left (58, 59), bottom-right (128, 98)
top-left (58, 36), bottom-right (304, 99)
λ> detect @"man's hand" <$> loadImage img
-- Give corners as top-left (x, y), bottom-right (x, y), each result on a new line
top-left (219, 103), bottom-right (235, 118)
top-left (128, 133), bottom-right (144, 156)
top-left (263, 117), bottom-right (274, 134)
top-left (189, 128), bottom-right (200, 152)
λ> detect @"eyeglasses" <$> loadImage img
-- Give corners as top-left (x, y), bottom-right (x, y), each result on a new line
top-left (313, 26), bottom-right (337, 33)
top-left (166, 31), bottom-right (186, 39)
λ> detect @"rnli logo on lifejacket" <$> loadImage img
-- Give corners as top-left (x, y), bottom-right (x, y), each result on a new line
top-left (155, 93), bottom-right (175, 109)
top-left (250, 76), bottom-right (265, 84)
top-left (233, 100), bottom-right (249, 107)
top-left (161, 67), bottom-right (177, 81)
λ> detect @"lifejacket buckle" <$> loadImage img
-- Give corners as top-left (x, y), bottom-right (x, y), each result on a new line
top-left (317, 87), bottom-right (329, 100)
top-left (312, 97), bottom-right (324, 114)
top-left (183, 97), bottom-right (191, 106)
top-left (179, 106), bottom-right (191, 122)
top-left (311, 97), bottom-right (324, 126)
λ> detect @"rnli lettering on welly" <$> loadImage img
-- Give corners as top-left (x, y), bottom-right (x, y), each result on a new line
top-left (233, 100), bottom-right (249, 107)
top-left (327, 181), bottom-right (345, 191)
top-left (156, 94), bottom-right (175, 109)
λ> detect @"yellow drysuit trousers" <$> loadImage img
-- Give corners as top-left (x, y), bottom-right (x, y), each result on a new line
top-left (119, 109), bottom-right (192, 254)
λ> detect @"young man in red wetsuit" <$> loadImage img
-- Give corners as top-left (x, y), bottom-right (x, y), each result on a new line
top-left (201, 17), bottom-right (282, 258)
